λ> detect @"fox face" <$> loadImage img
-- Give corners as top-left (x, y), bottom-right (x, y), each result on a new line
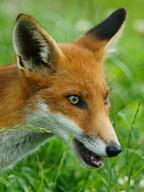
top-left (13, 8), bottom-right (127, 168)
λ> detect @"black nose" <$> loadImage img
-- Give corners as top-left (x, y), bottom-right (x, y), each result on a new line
top-left (106, 144), bottom-right (122, 157)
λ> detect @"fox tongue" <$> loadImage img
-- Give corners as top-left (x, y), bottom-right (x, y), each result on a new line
top-left (81, 147), bottom-right (103, 168)
top-left (74, 139), bottom-right (103, 168)
top-left (89, 154), bottom-right (103, 168)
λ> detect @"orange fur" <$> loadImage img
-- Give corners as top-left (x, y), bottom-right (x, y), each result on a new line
top-left (0, 42), bottom-right (117, 143)
top-left (0, 9), bottom-right (129, 170)
top-left (0, 15), bottom-right (126, 145)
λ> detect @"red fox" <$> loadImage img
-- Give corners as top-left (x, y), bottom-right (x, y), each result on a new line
top-left (0, 8), bottom-right (127, 170)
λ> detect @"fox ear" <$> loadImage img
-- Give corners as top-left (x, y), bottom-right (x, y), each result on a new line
top-left (75, 8), bottom-right (127, 60)
top-left (13, 14), bottom-right (62, 76)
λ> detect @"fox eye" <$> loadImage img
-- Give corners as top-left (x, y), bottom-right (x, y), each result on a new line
top-left (67, 95), bottom-right (80, 105)
top-left (66, 95), bottom-right (87, 109)
top-left (104, 95), bottom-right (109, 105)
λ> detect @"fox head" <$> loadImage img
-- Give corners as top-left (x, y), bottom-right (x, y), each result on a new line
top-left (13, 8), bottom-right (127, 168)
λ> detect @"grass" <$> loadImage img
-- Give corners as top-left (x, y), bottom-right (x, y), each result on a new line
top-left (0, 0), bottom-right (144, 191)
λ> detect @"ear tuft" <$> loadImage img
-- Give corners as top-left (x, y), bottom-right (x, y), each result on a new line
top-left (87, 8), bottom-right (127, 40)
top-left (13, 14), bottom-right (62, 76)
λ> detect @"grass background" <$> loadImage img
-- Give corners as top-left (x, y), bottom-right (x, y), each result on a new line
top-left (0, 0), bottom-right (144, 191)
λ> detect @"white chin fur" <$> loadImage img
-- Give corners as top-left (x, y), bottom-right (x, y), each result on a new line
top-left (25, 102), bottom-right (107, 157)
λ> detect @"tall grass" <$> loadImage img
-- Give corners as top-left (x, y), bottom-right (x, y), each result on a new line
top-left (0, 0), bottom-right (144, 191)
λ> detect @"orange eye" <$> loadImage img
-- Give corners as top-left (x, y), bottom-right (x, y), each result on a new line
top-left (68, 95), bottom-right (80, 105)
top-left (66, 95), bottom-right (87, 109)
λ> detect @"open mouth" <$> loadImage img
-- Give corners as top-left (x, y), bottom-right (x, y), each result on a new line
top-left (73, 138), bottom-right (103, 168)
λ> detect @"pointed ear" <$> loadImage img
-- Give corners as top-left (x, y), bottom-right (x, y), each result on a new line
top-left (13, 14), bottom-right (63, 76)
top-left (75, 8), bottom-right (127, 60)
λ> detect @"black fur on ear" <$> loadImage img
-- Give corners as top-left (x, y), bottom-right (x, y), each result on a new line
top-left (87, 8), bottom-right (127, 40)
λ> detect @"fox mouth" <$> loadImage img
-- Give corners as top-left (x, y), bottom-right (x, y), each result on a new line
top-left (73, 139), bottom-right (103, 168)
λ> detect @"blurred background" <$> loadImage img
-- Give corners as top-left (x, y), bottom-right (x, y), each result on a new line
top-left (0, 0), bottom-right (144, 191)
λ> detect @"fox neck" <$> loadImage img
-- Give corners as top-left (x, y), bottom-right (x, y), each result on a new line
top-left (0, 64), bottom-right (62, 136)
top-left (0, 64), bottom-right (68, 138)
top-left (0, 64), bottom-right (29, 129)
